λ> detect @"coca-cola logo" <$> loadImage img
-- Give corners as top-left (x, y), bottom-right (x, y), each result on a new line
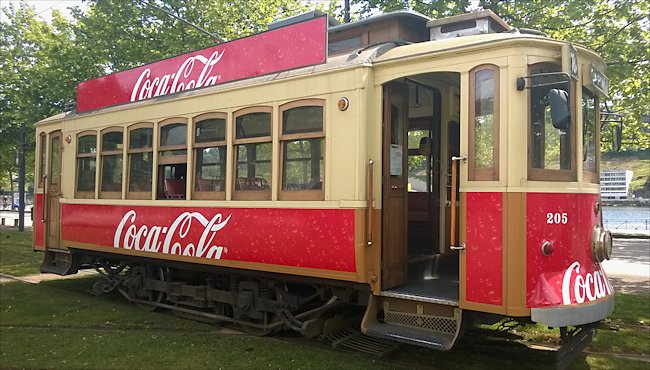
top-left (130, 50), bottom-right (224, 102)
top-left (113, 210), bottom-right (231, 259)
top-left (561, 261), bottom-right (613, 305)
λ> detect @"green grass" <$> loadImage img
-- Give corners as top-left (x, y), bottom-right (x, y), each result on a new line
top-left (1, 231), bottom-right (648, 368)
top-left (0, 229), bottom-right (42, 276)
top-left (508, 293), bottom-right (650, 356)
top-left (0, 278), bottom-right (399, 370)
top-left (1, 277), bottom-right (649, 369)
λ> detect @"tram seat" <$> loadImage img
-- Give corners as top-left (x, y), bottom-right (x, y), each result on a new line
top-left (197, 178), bottom-right (219, 191)
top-left (236, 177), bottom-right (269, 191)
top-left (164, 178), bottom-right (186, 199)
top-left (408, 192), bottom-right (429, 222)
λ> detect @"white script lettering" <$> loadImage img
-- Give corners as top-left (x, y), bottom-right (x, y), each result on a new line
top-left (113, 210), bottom-right (231, 259)
top-left (561, 261), bottom-right (613, 305)
top-left (130, 50), bottom-right (225, 102)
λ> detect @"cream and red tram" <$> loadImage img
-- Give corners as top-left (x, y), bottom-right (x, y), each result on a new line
top-left (33, 10), bottom-right (614, 361)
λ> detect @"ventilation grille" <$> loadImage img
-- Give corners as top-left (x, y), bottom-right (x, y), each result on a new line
top-left (382, 303), bottom-right (459, 335)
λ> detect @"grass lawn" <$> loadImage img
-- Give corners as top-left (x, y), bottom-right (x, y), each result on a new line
top-left (0, 229), bottom-right (42, 276)
top-left (1, 277), bottom-right (648, 369)
top-left (1, 230), bottom-right (648, 369)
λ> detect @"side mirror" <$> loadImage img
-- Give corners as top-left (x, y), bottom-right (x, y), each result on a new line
top-left (612, 125), bottom-right (622, 152)
top-left (549, 89), bottom-right (570, 130)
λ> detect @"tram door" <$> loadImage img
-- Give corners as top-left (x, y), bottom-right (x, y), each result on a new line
top-left (382, 81), bottom-right (409, 289)
top-left (45, 131), bottom-right (62, 249)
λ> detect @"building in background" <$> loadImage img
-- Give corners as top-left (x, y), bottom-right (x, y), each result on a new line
top-left (600, 169), bottom-right (634, 200)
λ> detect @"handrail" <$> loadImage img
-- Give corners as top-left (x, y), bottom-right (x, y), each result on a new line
top-left (366, 160), bottom-right (374, 246)
top-left (41, 174), bottom-right (47, 223)
top-left (449, 156), bottom-right (466, 249)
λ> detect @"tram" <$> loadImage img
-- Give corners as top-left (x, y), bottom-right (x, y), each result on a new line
top-left (33, 10), bottom-right (614, 364)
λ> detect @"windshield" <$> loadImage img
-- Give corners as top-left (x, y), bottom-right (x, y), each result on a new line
top-left (529, 66), bottom-right (573, 175)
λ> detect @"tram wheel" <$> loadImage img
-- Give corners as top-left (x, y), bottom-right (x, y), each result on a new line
top-left (134, 265), bottom-right (167, 312)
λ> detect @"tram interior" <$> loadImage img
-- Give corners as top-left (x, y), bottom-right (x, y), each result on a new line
top-left (385, 72), bottom-right (461, 305)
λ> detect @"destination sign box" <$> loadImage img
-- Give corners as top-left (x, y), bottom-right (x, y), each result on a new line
top-left (76, 16), bottom-right (328, 113)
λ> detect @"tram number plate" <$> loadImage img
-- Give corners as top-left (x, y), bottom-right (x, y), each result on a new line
top-left (546, 212), bottom-right (568, 225)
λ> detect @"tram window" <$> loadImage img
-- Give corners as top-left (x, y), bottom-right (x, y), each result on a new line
top-left (468, 65), bottom-right (499, 181)
top-left (193, 114), bottom-right (226, 200)
top-left (529, 65), bottom-right (574, 181)
top-left (233, 108), bottom-right (272, 200)
top-left (279, 101), bottom-right (324, 200)
top-left (38, 133), bottom-right (46, 188)
top-left (76, 133), bottom-right (97, 198)
top-left (582, 88), bottom-right (598, 182)
top-left (158, 119), bottom-right (188, 200)
top-left (127, 124), bottom-right (153, 199)
top-left (408, 129), bottom-right (431, 193)
top-left (99, 129), bottom-right (124, 198)
top-left (50, 135), bottom-right (61, 186)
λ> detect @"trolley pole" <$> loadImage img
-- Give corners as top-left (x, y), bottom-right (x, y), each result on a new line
top-left (18, 121), bottom-right (25, 232)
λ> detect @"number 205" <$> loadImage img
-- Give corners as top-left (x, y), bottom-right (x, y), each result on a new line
top-left (546, 212), bottom-right (568, 225)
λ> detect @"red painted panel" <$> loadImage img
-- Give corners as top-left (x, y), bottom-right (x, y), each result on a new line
top-left (77, 17), bottom-right (327, 113)
top-left (33, 194), bottom-right (44, 247)
top-left (465, 192), bottom-right (503, 305)
top-left (526, 193), bottom-right (613, 308)
top-left (61, 204), bottom-right (356, 272)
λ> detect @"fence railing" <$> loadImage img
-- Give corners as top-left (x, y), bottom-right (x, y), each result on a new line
top-left (604, 220), bottom-right (650, 231)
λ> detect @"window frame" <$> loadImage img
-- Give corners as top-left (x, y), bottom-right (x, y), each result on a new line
top-left (581, 88), bottom-right (600, 183)
top-left (527, 63), bottom-right (577, 182)
top-left (468, 64), bottom-right (500, 181)
top-left (99, 127), bottom-right (124, 199)
top-left (278, 99), bottom-right (325, 201)
top-left (193, 112), bottom-right (227, 200)
top-left (158, 118), bottom-right (188, 165)
top-left (233, 106), bottom-right (273, 201)
top-left (38, 133), bottom-right (47, 189)
top-left (127, 122), bottom-right (154, 199)
top-left (75, 131), bottom-right (98, 199)
top-left (158, 118), bottom-right (188, 200)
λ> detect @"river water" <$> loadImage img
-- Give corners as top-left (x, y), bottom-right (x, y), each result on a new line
top-left (603, 206), bottom-right (650, 231)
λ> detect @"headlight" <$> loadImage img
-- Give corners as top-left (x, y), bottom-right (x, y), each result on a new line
top-left (591, 226), bottom-right (613, 263)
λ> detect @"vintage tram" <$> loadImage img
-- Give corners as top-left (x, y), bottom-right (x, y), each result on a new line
top-left (33, 10), bottom-right (614, 363)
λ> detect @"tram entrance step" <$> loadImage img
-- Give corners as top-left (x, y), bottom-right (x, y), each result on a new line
top-left (361, 295), bottom-right (462, 350)
top-left (40, 250), bottom-right (77, 275)
top-left (325, 327), bottom-right (400, 357)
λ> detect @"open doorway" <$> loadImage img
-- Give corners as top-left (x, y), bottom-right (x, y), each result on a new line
top-left (381, 72), bottom-right (461, 305)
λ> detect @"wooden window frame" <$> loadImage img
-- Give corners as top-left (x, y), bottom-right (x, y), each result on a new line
top-left (158, 118), bottom-right (188, 165)
top-left (468, 65), bottom-right (499, 181)
top-left (99, 127), bottom-right (124, 199)
top-left (233, 106), bottom-right (273, 201)
top-left (193, 112), bottom-right (227, 200)
top-left (75, 131), bottom-right (98, 199)
top-left (527, 63), bottom-right (577, 182)
top-left (582, 89), bottom-right (600, 184)
top-left (38, 133), bottom-right (47, 189)
top-left (127, 123), bottom-right (154, 199)
top-left (158, 118), bottom-right (188, 199)
top-left (278, 99), bottom-right (325, 201)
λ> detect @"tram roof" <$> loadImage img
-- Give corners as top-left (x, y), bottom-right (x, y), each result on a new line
top-left (36, 28), bottom-right (600, 126)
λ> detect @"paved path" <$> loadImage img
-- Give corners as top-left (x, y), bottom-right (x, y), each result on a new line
top-left (602, 238), bottom-right (650, 295)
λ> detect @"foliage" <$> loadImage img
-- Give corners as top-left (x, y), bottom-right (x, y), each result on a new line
top-left (1, 0), bottom-right (647, 191)
top-left (602, 149), bottom-right (650, 196)
top-left (0, 0), bottom-right (315, 191)
top-left (350, 0), bottom-right (650, 151)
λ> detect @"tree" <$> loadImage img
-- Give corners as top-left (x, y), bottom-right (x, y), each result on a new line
top-left (351, 0), bottom-right (650, 151)
top-left (0, 0), bottom-right (314, 191)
